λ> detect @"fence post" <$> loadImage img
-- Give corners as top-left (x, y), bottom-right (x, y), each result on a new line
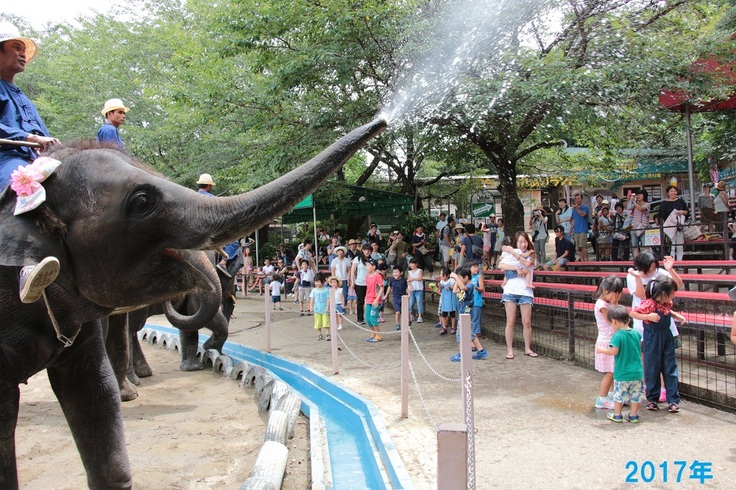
top-left (265, 290), bottom-right (271, 353)
top-left (329, 288), bottom-right (339, 374)
top-left (723, 212), bottom-right (730, 260)
top-left (567, 290), bottom-right (575, 360)
top-left (401, 294), bottom-right (409, 418)
top-left (458, 313), bottom-right (475, 489)
top-left (437, 423), bottom-right (468, 490)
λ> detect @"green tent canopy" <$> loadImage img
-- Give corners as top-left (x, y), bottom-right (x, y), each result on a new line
top-left (281, 184), bottom-right (413, 224)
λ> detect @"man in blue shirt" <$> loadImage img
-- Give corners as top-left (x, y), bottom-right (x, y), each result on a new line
top-left (96, 98), bottom-right (128, 148)
top-left (571, 192), bottom-right (590, 261)
top-left (0, 22), bottom-right (61, 303)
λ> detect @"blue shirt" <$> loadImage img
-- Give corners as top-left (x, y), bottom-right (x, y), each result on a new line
top-left (389, 276), bottom-right (408, 298)
top-left (0, 80), bottom-right (50, 162)
top-left (457, 282), bottom-right (475, 314)
top-left (96, 123), bottom-right (124, 148)
top-left (471, 273), bottom-right (483, 307)
top-left (572, 204), bottom-right (590, 234)
top-left (310, 286), bottom-right (330, 314)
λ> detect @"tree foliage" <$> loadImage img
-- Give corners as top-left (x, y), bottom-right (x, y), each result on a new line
top-left (4, 0), bottom-right (732, 234)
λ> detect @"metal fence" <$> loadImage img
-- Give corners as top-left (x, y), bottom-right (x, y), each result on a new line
top-left (477, 284), bottom-right (736, 412)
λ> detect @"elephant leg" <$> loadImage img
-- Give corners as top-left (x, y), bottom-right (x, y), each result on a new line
top-left (105, 314), bottom-right (138, 402)
top-left (48, 324), bottom-right (133, 489)
top-left (179, 330), bottom-right (203, 371)
top-left (0, 381), bottom-right (20, 489)
top-left (127, 308), bottom-right (153, 379)
top-left (202, 310), bottom-right (229, 353)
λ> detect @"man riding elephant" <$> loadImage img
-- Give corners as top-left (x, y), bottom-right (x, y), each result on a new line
top-left (0, 22), bottom-right (61, 305)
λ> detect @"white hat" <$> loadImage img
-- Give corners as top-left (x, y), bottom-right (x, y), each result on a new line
top-left (0, 22), bottom-right (38, 63)
top-left (101, 98), bottom-right (129, 116)
top-left (196, 173), bottom-right (216, 186)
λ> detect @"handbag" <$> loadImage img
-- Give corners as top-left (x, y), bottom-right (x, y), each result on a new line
top-left (681, 220), bottom-right (702, 241)
top-left (417, 245), bottom-right (429, 255)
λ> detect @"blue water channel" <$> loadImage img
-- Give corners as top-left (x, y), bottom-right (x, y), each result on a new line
top-left (147, 324), bottom-right (411, 489)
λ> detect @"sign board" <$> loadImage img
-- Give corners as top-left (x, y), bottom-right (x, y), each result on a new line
top-left (643, 228), bottom-right (661, 247)
top-left (292, 194), bottom-right (313, 210)
top-left (471, 202), bottom-right (495, 218)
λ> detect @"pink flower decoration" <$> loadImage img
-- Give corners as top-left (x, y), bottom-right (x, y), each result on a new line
top-left (10, 165), bottom-right (44, 197)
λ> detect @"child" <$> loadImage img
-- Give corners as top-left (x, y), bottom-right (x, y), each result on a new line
top-left (595, 305), bottom-right (644, 423)
top-left (297, 260), bottom-right (314, 316)
top-left (629, 276), bottom-right (687, 413)
top-left (364, 259), bottom-right (384, 342)
top-left (309, 273), bottom-right (331, 341)
top-left (377, 263), bottom-right (388, 323)
top-left (385, 266), bottom-right (408, 331)
top-left (406, 258), bottom-right (424, 323)
top-left (346, 284), bottom-right (358, 315)
top-left (328, 276), bottom-right (345, 331)
top-left (466, 260), bottom-right (488, 359)
top-left (449, 267), bottom-right (487, 361)
top-left (593, 275), bottom-right (623, 409)
top-left (437, 267), bottom-right (457, 336)
top-left (499, 236), bottom-right (535, 289)
top-left (270, 274), bottom-right (284, 311)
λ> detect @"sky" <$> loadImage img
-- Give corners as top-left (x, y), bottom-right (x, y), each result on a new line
top-left (3, 0), bottom-right (119, 30)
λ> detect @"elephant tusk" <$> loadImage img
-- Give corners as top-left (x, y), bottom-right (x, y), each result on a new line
top-left (215, 246), bottom-right (228, 259)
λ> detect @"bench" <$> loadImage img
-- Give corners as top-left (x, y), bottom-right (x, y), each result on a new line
top-left (496, 270), bottom-right (736, 293)
top-left (563, 260), bottom-right (736, 274)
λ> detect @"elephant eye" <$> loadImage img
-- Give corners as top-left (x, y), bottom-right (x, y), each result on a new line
top-left (126, 186), bottom-right (159, 218)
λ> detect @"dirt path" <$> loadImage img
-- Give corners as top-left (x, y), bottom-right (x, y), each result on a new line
top-left (15, 343), bottom-right (309, 489)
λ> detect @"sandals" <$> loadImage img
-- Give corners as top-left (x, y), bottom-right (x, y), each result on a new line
top-left (505, 354), bottom-right (515, 359)
top-left (450, 328), bottom-right (457, 335)
top-left (439, 328), bottom-right (448, 335)
top-left (524, 351), bottom-right (539, 357)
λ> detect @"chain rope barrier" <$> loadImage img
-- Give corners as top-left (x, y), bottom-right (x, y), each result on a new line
top-left (407, 357), bottom-right (440, 431)
top-left (408, 328), bottom-right (462, 382)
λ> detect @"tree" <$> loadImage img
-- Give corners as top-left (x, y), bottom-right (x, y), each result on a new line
top-left (395, 0), bottom-right (726, 234)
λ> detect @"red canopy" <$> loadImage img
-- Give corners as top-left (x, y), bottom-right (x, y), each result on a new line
top-left (659, 56), bottom-right (736, 113)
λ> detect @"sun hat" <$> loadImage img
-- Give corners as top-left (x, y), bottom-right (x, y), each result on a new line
top-left (601, 200), bottom-right (610, 206)
top-left (703, 182), bottom-right (712, 188)
top-left (716, 181), bottom-right (727, 191)
top-left (334, 246), bottom-right (347, 254)
top-left (196, 173), bottom-right (216, 186)
top-left (348, 240), bottom-right (358, 245)
top-left (327, 275), bottom-right (342, 287)
top-left (100, 98), bottom-right (129, 116)
top-left (0, 22), bottom-right (38, 63)
top-left (454, 223), bottom-right (465, 230)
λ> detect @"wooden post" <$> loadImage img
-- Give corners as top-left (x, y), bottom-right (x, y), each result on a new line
top-left (437, 423), bottom-right (468, 489)
top-left (400, 294), bottom-right (409, 418)
top-left (265, 289), bottom-right (271, 353)
top-left (329, 288), bottom-right (339, 374)
top-left (458, 313), bottom-right (475, 489)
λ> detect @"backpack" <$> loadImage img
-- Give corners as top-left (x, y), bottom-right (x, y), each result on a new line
top-left (470, 235), bottom-right (484, 259)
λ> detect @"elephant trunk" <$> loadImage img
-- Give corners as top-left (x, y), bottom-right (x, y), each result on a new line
top-left (163, 250), bottom-right (222, 329)
top-left (183, 118), bottom-right (386, 248)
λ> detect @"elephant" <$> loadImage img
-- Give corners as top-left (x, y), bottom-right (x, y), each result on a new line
top-left (0, 118), bottom-right (386, 489)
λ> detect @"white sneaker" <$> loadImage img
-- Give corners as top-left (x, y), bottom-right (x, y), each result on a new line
top-left (416, 316), bottom-right (424, 323)
top-left (19, 257), bottom-right (60, 304)
top-left (595, 396), bottom-right (614, 409)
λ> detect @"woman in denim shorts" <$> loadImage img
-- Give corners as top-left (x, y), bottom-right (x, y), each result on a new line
top-left (498, 231), bottom-right (538, 359)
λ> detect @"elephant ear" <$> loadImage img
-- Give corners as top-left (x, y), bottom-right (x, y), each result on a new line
top-left (0, 187), bottom-right (69, 268)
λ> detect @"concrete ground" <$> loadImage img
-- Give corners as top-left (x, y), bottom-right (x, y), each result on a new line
top-left (222, 292), bottom-right (736, 489)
